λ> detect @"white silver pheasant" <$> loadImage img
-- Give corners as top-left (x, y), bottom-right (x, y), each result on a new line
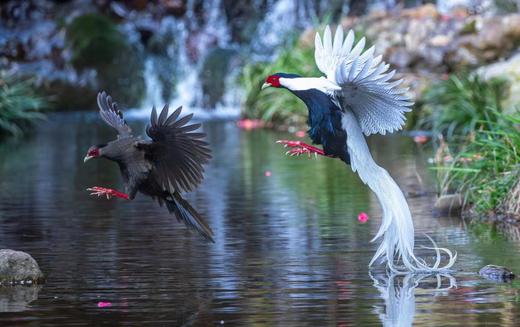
top-left (261, 25), bottom-right (456, 272)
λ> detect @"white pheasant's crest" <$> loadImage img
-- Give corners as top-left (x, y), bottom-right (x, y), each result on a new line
top-left (315, 25), bottom-right (414, 136)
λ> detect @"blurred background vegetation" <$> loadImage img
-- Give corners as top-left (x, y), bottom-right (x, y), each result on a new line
top-left (0, 72), bottom-right (47, 137)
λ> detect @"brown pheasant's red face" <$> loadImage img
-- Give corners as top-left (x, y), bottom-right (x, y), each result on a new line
top-left (262, 75), bottom-right (281, 89)
top-left (84, 146), bottom-right (100, 162)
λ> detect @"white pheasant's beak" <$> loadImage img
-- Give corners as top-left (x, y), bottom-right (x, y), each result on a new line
top-left (261, 82), bottom-right (271, 90)
top-left (83, 155), bottom-right (93, 163)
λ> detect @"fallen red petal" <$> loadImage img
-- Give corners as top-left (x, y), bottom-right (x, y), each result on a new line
top-left (237, 119), bottom-right (264, 130)
top-left (358, 212), bottom-right (369, 223)
top-left (413, 135), bottom-right (428, 144)
top-left (97, 301), bottom-right (112, 308)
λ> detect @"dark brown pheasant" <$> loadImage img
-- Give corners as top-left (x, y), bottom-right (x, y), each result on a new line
top-left (84, 91), bottom-right (214, 241)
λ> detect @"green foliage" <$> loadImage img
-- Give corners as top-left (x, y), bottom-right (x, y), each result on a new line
top-left (66, 13), bottom-right (127, 67)
top-left (460, 20), bottom-right (477, 35)
top-left (435, 111), bottom-right (519, 215)
top-left (0, 72), bottom-right (47, 137)
top-left (240, 41), bottom-right (320, 125)
top-left (424, 72), bottom-right (519, 216)
top-left (419, 74), bottom-right (509, 140)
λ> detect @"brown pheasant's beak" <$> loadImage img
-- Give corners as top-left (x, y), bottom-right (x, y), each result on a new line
top-left (261, 82), bottom-right (271, 90)
top-left (83, 155), bottom-right (93, 163)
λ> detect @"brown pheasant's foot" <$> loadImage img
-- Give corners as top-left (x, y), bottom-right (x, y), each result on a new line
top-left (87, 186), bottom-right (129, 200)
top-left (276, 140), bottom-right (329, 158)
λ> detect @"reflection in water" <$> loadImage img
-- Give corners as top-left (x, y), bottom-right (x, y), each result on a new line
top-left (1, 115), bottom-right (520, 325)
top-left (0, 286), bottom-right (42, 313)
top-left (371, 272), bottom-right (457, 327)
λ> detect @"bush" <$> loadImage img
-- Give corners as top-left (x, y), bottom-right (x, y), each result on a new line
top-left (436, 112), bottom-right (519, 216)
top-left (66, 13), bottom-right (127, 68)
top-left (419, 74), bottom-right (509, 140)
top-left (423, 72), bottom-right (520, 217)
top-left (0, 72), bottom-right (47, 137)
top-left (240, 41), bottom-right (320, 125)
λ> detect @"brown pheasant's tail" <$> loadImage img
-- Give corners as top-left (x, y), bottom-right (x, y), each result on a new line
top-left (166, 192), bottom-right (215, 243)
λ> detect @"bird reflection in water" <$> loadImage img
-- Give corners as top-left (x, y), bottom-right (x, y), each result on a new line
top-left (370, 272), bottom-right (457, 327)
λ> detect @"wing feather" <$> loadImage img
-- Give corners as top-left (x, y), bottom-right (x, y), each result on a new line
top-left (97, 91), bottom-right (132, 136)
top-left (314, 25), bottom-right (414, 136)
top-left (158, 104), bottom-right (169, 125)
top-left (145, 106), bottom-right (212, 194)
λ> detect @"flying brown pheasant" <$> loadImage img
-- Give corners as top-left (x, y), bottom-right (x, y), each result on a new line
top-left (84, 91), bottom-right (214, 241)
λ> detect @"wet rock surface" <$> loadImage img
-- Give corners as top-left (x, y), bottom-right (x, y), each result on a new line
top-left (0, 250), bottom-right (44, 285)
top-left (479, 265), bottom-right (515, 282)
top-left (433, 194), bottom-right (463, 217)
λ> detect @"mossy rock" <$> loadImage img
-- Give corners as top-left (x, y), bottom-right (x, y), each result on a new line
top-left (62, 13), bottom-right (145, 108)
top-left (66, 13), bottom-right (127, 68)
top-left (200, 48), bottom-right (237, 108)
top-left (38, 78), bottom-right (98, 110)
top-left (0, 250), bottom-right (44, 286)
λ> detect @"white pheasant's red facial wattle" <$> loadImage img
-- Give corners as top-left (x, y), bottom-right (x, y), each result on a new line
top-left (265, 75), bottom-right (281, 88)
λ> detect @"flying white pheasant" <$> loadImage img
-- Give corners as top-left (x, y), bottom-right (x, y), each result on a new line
top-left (261, 25), bottom-right (456, 272)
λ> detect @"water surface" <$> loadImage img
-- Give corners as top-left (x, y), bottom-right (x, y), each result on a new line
top-left (0, 114), bottom-right (519, 326)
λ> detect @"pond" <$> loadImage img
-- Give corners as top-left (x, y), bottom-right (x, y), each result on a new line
top-left (0, 113), bottom-right (519, 326)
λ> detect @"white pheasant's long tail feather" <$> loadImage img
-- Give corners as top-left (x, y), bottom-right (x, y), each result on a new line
top-left (342, 111), bottom-right (457, 272)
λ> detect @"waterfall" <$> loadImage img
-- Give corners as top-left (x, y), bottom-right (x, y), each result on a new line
top-left (130, 0), bottom-right (238, 120)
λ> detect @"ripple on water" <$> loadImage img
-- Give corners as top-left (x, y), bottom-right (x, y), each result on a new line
top-left (0, 118), bottom-right (519, 326)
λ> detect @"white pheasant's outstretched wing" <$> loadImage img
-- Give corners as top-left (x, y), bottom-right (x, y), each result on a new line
top-left (315, 25), bottom-right (362, 81)
top-left (315, 26), bottom-right (413, 136)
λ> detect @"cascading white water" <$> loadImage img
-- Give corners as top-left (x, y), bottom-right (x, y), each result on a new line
top-left (131, 0), bottom-right (239, 120)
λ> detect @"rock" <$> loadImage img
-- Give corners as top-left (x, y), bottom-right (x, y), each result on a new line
top-left (502, 180), bottom-right (520, 219)
top-left (433, 194), bottom-right (463, 217)
top-left (402, 4), bottom-right (439, 19)
top-left (429, 35), bottom-right (451, 47)
top-left (66, 13), bottom-right (127, 68)
top-left (478, 53), bottom-right (520, 110)
top-left (0, 250), bottom-right (44, 285)
top-left (200, 48), bottom-right (238, 108)
top-left (479, 265), bottom-right (515, 282)
top-left (387, 48), bottom-right (414, 69)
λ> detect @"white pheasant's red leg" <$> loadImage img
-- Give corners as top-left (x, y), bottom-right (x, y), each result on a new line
top-left (86, 186), bottom-right (129, 200)
top-left (276, 140), bottom-right (330, 158)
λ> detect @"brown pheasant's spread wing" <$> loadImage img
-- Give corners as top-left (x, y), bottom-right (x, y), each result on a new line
top-left (97, 91), bottom-right (132, 137)
top-left (145, 105), bottom-right (212, 194)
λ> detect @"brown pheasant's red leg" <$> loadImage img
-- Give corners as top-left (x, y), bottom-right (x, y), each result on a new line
top-left (276, 140), bottom-right (331, 158)
top-left (87, 186), bottom-right (129, 200)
